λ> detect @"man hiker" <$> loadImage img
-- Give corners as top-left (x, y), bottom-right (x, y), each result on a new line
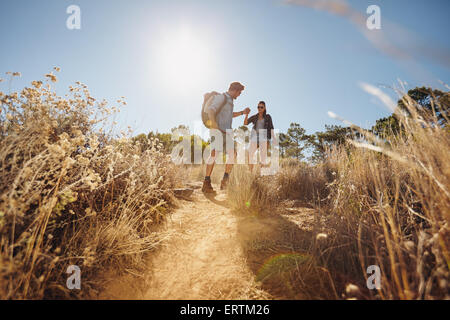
top-left (202, 82), bottom-right (250, 194)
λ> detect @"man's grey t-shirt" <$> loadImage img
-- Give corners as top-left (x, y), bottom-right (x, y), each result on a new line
top-left (207, 92), bottom-right (234, 132)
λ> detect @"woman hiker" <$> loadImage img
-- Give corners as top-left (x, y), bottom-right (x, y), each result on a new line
top-left (244, 101), bottom-right (275, 172)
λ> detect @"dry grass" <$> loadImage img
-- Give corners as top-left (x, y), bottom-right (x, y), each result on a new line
top-left (1, 70), bottom-right (447, 300)
top-left (0, 71), bottom-right (181, 299)
top-left (227, 87), bottom-right (450, 299)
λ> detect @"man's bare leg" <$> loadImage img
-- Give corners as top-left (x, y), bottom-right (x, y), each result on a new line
top-left (205, 149), bottom-right (216, 177)
top-left (221, 149), bottom-right (236, 190)
top-left (202, 149), bottom-right (216, 194)
top-left (224, 149), bottom-right (235, 174)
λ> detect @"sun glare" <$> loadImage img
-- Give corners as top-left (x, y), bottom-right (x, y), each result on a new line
top-left (158, 28), bottom-right (212, 93)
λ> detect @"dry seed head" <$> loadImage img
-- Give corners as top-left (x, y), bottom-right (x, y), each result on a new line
top-left (76, 155), bottom-right (89, 166)
top-left (404, 241), bottom-right (415, 252)
top-left (345, 283), bottom-right (361, 296)
top-left (32, 80), bottom-right (43, 89)
top-left (63, 157), bottom-right (76, 168)
top-left (47, 144), bottom-right (65, 157)
top-left (316, 233), bottom-right (328, 241)
top-left (45, 73), bottom-right (57, 83)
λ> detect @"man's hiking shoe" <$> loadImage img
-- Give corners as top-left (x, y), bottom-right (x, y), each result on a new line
top-left (220, 177), bottom-right (229, 190)
top-left (202, 180), bottom-right (216, 194)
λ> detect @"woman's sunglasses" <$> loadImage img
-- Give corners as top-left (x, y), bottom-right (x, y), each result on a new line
top-left (257, 106), bottom-right (265, 109)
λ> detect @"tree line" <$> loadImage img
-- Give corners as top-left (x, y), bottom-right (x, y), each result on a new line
top-left (133, 87), bottom-right (448, 162)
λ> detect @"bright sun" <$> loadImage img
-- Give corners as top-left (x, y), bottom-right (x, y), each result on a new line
top-left (158, 28), bottom-right (212, 93)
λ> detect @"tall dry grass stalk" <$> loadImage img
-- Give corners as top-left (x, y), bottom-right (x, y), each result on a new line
top-left (0, 71), bottom-right (181, 299)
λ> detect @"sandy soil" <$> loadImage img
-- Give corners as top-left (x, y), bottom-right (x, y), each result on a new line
top-left (102, 182), bottom-right (326, 300)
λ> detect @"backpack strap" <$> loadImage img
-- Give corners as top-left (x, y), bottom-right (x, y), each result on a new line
top-left (215, 93), bottom-right (228, 116)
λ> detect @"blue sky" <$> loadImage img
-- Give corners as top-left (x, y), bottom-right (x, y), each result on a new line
top-left (1, 0), bottom-right (449, 136)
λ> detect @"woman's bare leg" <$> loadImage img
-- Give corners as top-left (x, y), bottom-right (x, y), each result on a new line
top-left (248, 141), bottom-right (258, 172)
top-left (260, 141), bottom-right (269, 167)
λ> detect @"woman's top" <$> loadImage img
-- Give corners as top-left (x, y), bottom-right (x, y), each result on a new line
top-left (247, 113), bottom-right (274, 140)
top-left (255, 118), bottom-right (265, 130)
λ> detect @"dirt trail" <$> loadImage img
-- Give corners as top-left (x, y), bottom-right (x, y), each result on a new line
top-left (103, 182), bottom-right (320, 300)
top-left (144, 185), bottom-right (270, 300)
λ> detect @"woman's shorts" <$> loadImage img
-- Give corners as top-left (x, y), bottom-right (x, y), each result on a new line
top-left (250, 134), bottom-right (269, 149)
